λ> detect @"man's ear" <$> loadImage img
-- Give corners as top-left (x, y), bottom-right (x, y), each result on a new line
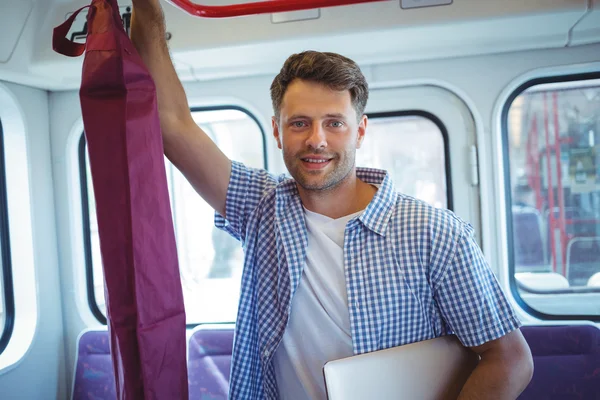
top-left (272, 116), bottom-right (283, 149)
top-left (356, 115), bottom-right (368, 149)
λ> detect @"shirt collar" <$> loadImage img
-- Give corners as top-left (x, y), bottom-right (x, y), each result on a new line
top-left (275, 167), bottom-right (397, 236)
top-left (355, 167), bottom-right (397, 236)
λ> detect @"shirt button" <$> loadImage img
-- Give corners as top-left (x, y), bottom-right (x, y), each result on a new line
top-left (263, 349), bottom-right (270, 358)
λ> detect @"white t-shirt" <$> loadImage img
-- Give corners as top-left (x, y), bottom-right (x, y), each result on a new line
top-left (273, 207), bottom-right (363, 400)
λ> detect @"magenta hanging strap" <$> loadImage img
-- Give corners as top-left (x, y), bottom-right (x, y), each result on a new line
top-left (52, 5), bottom-right (91, 57)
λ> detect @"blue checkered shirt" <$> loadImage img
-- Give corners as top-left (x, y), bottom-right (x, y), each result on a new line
top-left (215, 161), bottom-right (521, 399)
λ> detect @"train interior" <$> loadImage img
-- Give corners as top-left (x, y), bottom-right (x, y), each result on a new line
top-left (0, 0), bottom-right (599, 398)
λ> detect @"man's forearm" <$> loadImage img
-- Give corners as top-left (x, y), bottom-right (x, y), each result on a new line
top-left (458, 354), bottom-right (532, 400)
top-left (131, 0), bottom-right (195, 133)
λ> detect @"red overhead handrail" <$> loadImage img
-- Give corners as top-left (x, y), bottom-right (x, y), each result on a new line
top-left (167, 0), bottom-right (387, 18)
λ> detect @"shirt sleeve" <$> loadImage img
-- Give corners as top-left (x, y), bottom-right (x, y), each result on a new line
top-left (214, 160), bottom-right (277, 243)
top-left (433, 223), bottom-right (522, 347)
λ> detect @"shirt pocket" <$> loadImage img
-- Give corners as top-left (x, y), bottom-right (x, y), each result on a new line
top-left (362, 238), bottom-right (435, 352)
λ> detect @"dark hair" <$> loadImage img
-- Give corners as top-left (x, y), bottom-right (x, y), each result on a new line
top-left (270, 51), bottom-right (369, 121)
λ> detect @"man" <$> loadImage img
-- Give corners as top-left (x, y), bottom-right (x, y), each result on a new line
top-left (131, 1), bottom-right (534, 399)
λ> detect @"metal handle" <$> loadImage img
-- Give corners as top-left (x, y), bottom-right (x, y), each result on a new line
top-left (167, 0), bottom-right (387, 18)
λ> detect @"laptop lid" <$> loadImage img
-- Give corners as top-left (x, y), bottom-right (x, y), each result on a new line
top-left (323, 335), bottom-right (479, 400)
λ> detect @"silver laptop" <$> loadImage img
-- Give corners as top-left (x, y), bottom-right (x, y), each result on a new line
top-left (323, 335), bottom-right (479, 400)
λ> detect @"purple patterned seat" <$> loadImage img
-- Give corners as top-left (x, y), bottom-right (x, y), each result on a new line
top-left (188, 327), bottom-right (234, 400)
top-left (72, 330), bottom-right (117, 400)
top-left (519, 325), bottom-right (600, 400)
top-left (72, 327), bottom-right (235, 400)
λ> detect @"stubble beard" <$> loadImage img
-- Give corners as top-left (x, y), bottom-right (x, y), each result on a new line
top-left (284, 148), bottom-right (356, 193)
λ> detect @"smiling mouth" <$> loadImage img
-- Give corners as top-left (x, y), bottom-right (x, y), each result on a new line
top-left (302, 158), bottom-right (330, 163)
top-left (300, 157), bottom-right (333, 170)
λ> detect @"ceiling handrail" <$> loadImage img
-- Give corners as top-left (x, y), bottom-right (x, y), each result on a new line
top-left (167, 0), bottom-right (388, 18)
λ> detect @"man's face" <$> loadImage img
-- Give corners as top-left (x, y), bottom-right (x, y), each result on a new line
top-left (272, 79), bottom-right (367, 192)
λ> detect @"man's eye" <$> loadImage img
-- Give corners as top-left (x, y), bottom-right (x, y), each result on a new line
top-left (330, 121), bottom-right (344, 128)
top-left (292, 121), bottom-right (307, 128)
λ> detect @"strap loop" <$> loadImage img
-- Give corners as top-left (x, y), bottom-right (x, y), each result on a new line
top-left (52, 5), bottom-right (91, 57)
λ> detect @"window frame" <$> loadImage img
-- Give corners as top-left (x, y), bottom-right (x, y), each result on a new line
top-left (80, 105), bottom-right (267, 325)
top-left (0, 119), bottom-right (15, 354)
top-left (366, 110), bottom-right (454, 211)
top-left (190, 105), bottom-right (269, 170)
top-left (78, 135), bottom-right (105, 324)
top-left (501, 72), bottom-right (600, 322)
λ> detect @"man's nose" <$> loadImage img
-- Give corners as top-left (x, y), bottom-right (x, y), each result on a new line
top-left (305, 124), bottom-right (327, 150)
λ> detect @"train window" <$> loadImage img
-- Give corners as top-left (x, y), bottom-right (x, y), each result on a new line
top-left (0, 119), bottom-right (13, 355)
top-left (81, 107), bottom-right (266, 325)
top-left (358, 112), bottom-right (449, 208)
top-left (171, 107), bottom-right (266, 324)
top-left (505, 75), bottom-right (600, 318)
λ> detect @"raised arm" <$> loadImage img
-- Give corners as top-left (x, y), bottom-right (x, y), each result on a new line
top-left (130, 0), bottom-right (231, 217)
